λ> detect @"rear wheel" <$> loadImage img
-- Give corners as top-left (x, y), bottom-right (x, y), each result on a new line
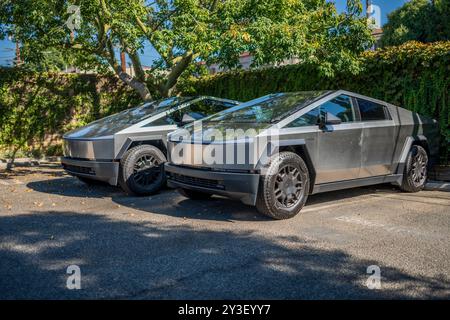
top-left (178, 188), bottom-right (212, 200)
top-left (256, 152), bottom-right (310, 220)
top-left (119, 145), bottom-right (166, 196)
top-left (400, 145), bottom-right (428, 192)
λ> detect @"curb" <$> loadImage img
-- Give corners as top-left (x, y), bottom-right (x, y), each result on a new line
top-left (424, 181), bottom-right (450, 192)
top-left (429, 166), bottom-right (450, 182)
top-left (0, 157), bottom-right (61, 170)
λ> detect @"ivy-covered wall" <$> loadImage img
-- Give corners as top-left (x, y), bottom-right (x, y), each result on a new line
top-left (181, 41), bottom-right (450, 163)
top-left (0, 69), bottom-right (140, 158)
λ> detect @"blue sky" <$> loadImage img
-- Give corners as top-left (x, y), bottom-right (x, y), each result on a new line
top-left (0, 0), bottom-right (409, 67)
top-left (333, 0), bottom-right (409, 25)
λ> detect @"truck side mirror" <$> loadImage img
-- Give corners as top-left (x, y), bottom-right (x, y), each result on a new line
top-left (181, 113), bottom-right (196, 125)
top-left (325, 112), bottom-right (342, 125)
top-left (318, 112), bottom-right (341, 129)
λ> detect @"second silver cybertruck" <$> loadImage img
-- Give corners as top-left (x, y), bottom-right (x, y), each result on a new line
top-left (165, 90), bottom-right (439, 219)
top-left (62, 96), bottom-right (240, 195)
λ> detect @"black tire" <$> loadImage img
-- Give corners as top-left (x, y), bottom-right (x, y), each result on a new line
top-left (118, 145), bottom-right (167, 196)
top-left (178, 188), bottom-right (213, 200)
top-left (400, 145), bottom-right (428, 193)
top-left (256, 152), bottom-right (310, 220)
top-left (77, 176), bottom-right (107, 186)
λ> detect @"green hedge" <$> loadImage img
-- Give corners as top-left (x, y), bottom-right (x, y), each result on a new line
top-left (0, 69), bottom-right (140, 159)
top-left (181, 41), bottom-right (450, 163)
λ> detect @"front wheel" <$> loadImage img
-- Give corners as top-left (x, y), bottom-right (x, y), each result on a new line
top-left (400, 145), bottom-right (428, 192)
top-left (256, 152), bottom-right (310, 220)
top-left (119, 145), bottom-right (167, 196)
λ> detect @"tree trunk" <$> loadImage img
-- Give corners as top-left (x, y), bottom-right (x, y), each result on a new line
top-left (105, 38), bottom-right (152, 101)
top-left (120, 51), bottom-right (127, 73)
top-left (6, 147), bottom-right (19, 171)
top-left (117, 72), bottom-right (152, 101)
top-left (158, 52), bottom-right (195, 98)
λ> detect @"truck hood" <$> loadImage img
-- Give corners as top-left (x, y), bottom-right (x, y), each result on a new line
top-left (170, 121), bottom-right (270, 143)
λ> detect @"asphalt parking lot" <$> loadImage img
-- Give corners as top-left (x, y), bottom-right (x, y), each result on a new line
top-left (0, 163), bottom-right (449, 299)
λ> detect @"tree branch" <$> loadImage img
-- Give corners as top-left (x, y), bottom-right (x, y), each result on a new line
top-left (210, 0), bottom-right (219, 11)
top-left (161, 51), bottom-right (195, 96)
top-left (127, 49), bottom-right (146, 82)
top-left (134, 14), bottom-right (149, 35)
top-left (105, 38), bottom-right (152, 101)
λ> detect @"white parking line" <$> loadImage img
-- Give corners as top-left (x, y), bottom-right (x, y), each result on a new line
top-left (303, 191), bottom-right (449, 213)
top-left (335, 215), bottom-right (431, 238)
top-left (369, 193), bottom-right (450, 206)
top-left (302, 194), bottom-right (382, 213)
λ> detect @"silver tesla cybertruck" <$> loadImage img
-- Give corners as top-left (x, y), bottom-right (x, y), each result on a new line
top-left (62, 96), bottom-right (240, 195)
top-left (165, 90), bottom-right (439, 220)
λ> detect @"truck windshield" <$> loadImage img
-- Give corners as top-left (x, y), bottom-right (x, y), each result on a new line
top-left (205, 91), bottom-right (327, 124)
top-left (65, 97), bottom-right (190, 138)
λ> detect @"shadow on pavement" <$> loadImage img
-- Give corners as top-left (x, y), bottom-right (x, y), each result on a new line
top-left (1, 164), bottom-right (66, 180)
top-left (1, 210), bottom-right (449, 299)
top-left (27, 176), bottom-right (123, 198)
top-left (27, 175), bottom-right (266, 221)
top-left (27, 176), bottom-right (403, 222)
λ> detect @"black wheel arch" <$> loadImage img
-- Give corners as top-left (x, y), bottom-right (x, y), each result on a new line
top-left (276, 143), bottom-right (316, 194)
top-left (116, 138), bottom-right (167, 160)
top-left (411, 135), bottom-right (435, 168)
top-left (411, 136), bottom-right (430, 156)
top-left (128, 140), bottom-right (167, 156)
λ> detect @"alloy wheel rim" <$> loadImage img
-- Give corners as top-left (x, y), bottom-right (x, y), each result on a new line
top-left (274, 165), bottom-right (303, 208)
top-left (132, 154), bottom-right (162, 187)
top-left (411, 151), bottom-right (427, 187)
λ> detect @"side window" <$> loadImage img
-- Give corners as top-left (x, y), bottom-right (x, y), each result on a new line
top-left (286, 107), bottom-right (320, 127)
top-left (320, 95), bottom-right (354, 123)
top-left (286, 94), bottom-right (354, 127)
top-left (145, 114), bottom-right (173, 126)
top-left (357, 98), bottom-right (389, 121)
top-left (145, 99), bottom-right (232, 126)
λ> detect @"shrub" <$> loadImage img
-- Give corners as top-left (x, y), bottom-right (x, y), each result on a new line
top-left (0, 69), bottom-right (140, 162)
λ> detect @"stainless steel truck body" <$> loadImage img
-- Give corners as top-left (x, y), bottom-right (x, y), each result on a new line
top-left (62, 96), bottom-right (239, 195)
top-left (165, 90), bottom-right (439, 219)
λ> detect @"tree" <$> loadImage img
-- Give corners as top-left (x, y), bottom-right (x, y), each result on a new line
top-left (0, 0), bottom-right (373, 100)
top-left (380, 0), bottom-right (450, 47)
